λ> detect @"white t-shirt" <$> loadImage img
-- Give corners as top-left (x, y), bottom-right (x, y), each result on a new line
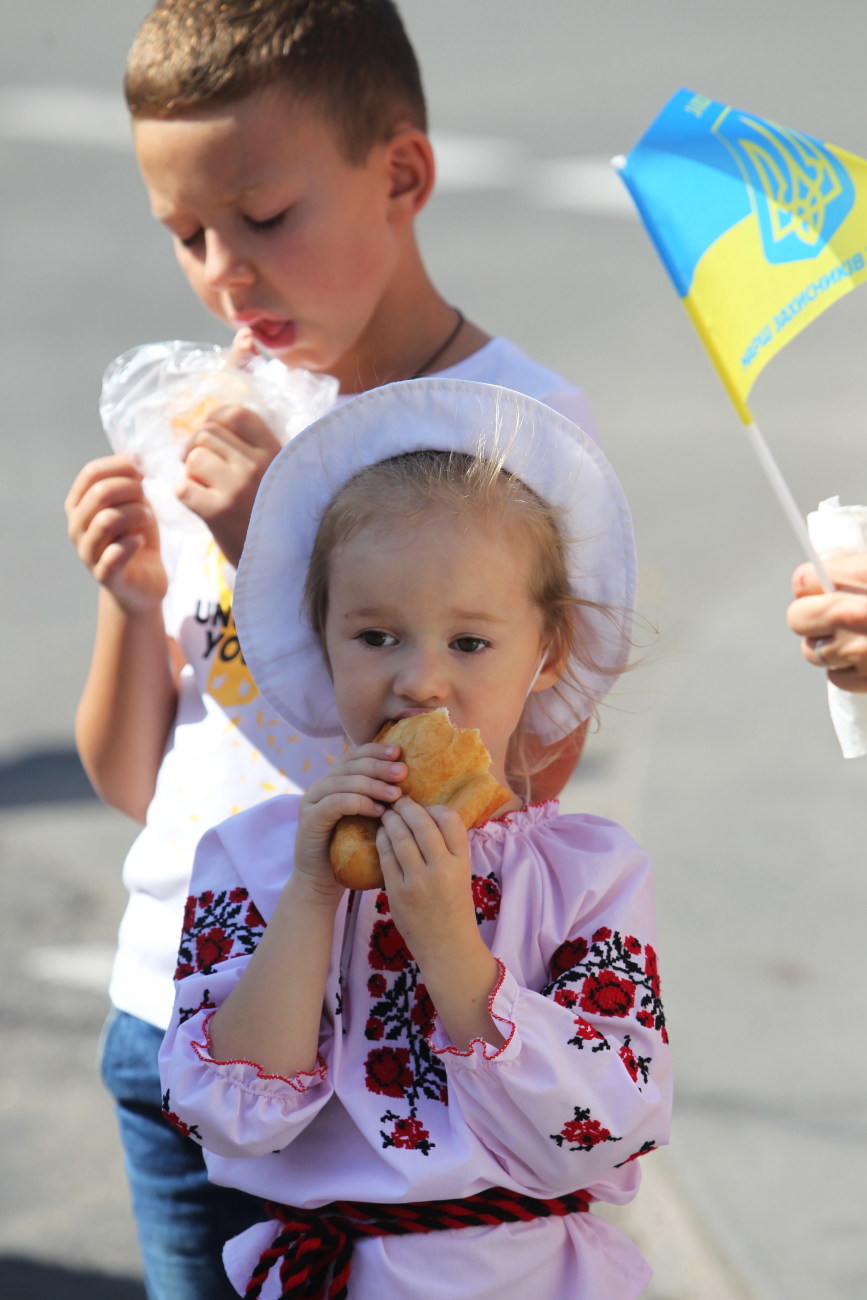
top-left (439, 336), bottom-right (599, 442)
top-left (109, 338), bottom-right (594, 1029)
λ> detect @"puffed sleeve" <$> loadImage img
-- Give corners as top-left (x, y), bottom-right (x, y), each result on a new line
top-left (158, 797), bottom-right (336, 1157)
top-left (426, 814), bottom-right (671, 1197)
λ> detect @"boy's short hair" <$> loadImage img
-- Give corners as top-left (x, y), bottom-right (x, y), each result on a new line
top-left (125, 0), bottom-right (428, 163)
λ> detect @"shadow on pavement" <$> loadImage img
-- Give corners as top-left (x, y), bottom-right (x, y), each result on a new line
top-left (0, 748), bottom-right (97, 808)
top-left (0, 1255), bottom-right (145, 1299)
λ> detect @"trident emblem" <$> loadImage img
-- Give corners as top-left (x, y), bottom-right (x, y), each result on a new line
top-left (715, 112), bottom-right (854, 263)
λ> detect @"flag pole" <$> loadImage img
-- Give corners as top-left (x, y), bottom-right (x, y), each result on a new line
top-left (743, 421), bottom-right (833, 591)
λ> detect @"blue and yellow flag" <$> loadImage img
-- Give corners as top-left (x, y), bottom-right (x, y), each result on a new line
top-left (617, 89), bottom-right (867, 422)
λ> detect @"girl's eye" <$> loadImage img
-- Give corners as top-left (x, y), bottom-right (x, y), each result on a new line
top-left (452, 636), bottom-right (490, 654)
top-left (177, 228), bottom-right (204, 250)
top-left (245, 209), bottom-right (288, 233)
top-left (357, 630), bottom-right (397, 648)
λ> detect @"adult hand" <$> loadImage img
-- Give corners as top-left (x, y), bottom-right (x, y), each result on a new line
top-left (788, 554), bottom-right (867, 692)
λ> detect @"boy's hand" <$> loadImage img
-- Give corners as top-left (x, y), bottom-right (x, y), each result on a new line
top-left (65, 455), bottom-right (167, 614)
top-left (294, 745), bottom-right (407, 899)
top-left (178, 405), bottom-right (281, 567)
top-left (375, 799), bottom-right (477, 962)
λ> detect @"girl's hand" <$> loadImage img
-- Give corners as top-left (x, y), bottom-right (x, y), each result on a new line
top-left (178, 404), bottom-right (281, 566)
top-left (294, 744), bottom-right (407, 899)
top-left (65, 455), bottom-right (167, 614)
top-left (377, 799), bottom-right (504, 1050)
top-left (375, 799), bottom-right (477, 963)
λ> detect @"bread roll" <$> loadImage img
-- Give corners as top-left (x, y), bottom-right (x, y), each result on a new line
top-left (329, 708), bottom-right (511, 890)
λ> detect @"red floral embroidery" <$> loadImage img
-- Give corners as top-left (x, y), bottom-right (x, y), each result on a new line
top-left (471, 873), bottom-right (501, 922)
top-left (161, 1089), bottom-right (202, 1144)
top-left (546, 929), bottom-right (667, 1153)
top-left (369, 918), bottom-right (413, 971)
top-left (365, 1016), bottom-right (385, 1041)
top-left (549, 936), bottom-right (589, 979)
top-left (544, 928), bottom-right (667, 1043)
top-left (615, 1140), bottom-right (658, 1167)
top-left (580, 970), bottom-right (635, 1018)
top-left (245, 900), bottom-right (265, 928)
top-left (176, 887), bottom-right (265, 979)
top-left (616, 1036), bottom-right (651, 1086)
top-left (384, 1113), bottom-right (434, 1155)
top-left (176, 989), bottom-right (217, 1026)
top-left (619, 1041), bottom-right (640, 1081)
top-left (195, 927), bottom-right (233, 971)
top-left (572, 1016), bottom-right (605, 1043)
top-left (363, 874), bottom-right (502, 1155)
top-left (552, 1104), bottom-right (622, 1153)
top-left (644, 944), bottom-right (661, 997)
top-left (563, 1118), bottom-right (611, 1147)
top-left (365, 1047), bottom-right (414, 1098)
top-left (411, 984), bottom-right (436, 1036)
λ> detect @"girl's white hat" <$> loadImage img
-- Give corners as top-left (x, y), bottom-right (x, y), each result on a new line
top-left (234, 378), bottom-right (635, 744)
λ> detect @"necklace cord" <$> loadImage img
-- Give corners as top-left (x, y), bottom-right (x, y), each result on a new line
top-left (411, 308), bottom-right (465, 378)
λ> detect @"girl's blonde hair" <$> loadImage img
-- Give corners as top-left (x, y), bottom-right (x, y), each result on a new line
top-left (303, 449), bottom-right (628, 797)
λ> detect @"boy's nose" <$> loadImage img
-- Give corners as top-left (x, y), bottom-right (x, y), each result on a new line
top-left (203, 232), bottom-right (255, 290)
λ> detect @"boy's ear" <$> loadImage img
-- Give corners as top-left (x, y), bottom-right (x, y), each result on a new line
top-left (384, 126), bottom-right (435, 221)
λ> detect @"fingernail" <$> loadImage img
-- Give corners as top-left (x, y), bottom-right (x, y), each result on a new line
top-left (388, 764), bottom-right (404, 776)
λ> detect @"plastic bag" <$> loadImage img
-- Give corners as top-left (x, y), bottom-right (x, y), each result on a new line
top-left (100, 340), bottom-right (338, 531)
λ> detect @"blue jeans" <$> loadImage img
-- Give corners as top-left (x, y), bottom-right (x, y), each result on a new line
top-left (100, 1009), bottom-right (266, 1300)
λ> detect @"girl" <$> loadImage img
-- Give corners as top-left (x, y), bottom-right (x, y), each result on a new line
top-left (159, 380), bottom-right (672, 1299)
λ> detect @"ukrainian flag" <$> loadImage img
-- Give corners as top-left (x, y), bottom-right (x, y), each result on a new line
top-left (617, 89), bottom-right (867, 422)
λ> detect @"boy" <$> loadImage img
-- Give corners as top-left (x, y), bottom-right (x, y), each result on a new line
top-left (65, 3), bottom-right (599, 1296)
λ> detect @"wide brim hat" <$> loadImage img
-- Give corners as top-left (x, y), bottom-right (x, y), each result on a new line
top-left (234, 378), bottom-right (635, 744)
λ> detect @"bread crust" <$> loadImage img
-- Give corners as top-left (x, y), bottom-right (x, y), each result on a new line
top-left (329, 709), bottom-right (511, 890)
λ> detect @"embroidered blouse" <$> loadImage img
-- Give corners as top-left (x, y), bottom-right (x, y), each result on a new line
top-left (159, 797), bottom-right (672, 1299)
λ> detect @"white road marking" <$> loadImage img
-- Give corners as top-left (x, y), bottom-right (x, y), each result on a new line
top-left (530, 155), bottom-right (635, 215)
top-left (0, 84), bottom-right (636, 217)
top-left (0, 84), bottom-right (130, 148)
top-left (26, 943), bottom-right (115, 993)
top-left (429, 129), bottom-right (526, 190)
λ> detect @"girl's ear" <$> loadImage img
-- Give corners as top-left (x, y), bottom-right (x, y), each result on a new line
top-left (384, 126), bottom-right (435, 221)
top-left (529, 643), bottom-right (566, 694)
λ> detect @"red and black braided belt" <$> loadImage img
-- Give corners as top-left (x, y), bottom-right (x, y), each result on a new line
top-left (245, 1184), bottom-right (592, 1298)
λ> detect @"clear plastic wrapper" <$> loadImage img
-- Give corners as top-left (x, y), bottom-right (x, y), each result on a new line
top-left (100, 340), bottom-right (338, 531)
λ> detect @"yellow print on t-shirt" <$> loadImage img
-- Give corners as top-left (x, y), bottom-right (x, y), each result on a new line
top-left (199, 544), bottom-right (259, 710)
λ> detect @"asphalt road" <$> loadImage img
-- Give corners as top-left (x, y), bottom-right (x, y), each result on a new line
top-left (2, 3), bottom-right (866, 1297)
